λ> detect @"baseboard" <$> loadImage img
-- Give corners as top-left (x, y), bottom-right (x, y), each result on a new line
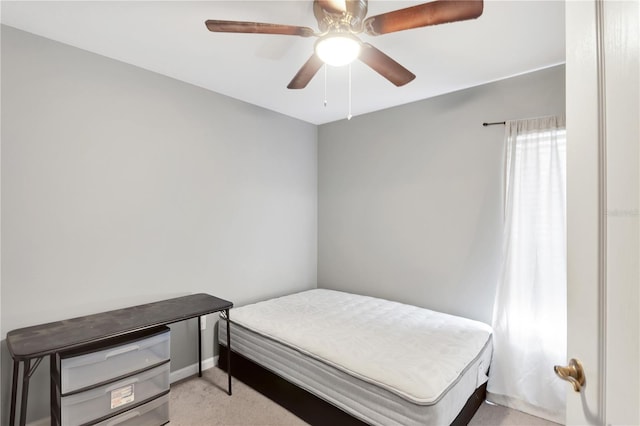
top-left (169, 356), bottom-right (217, 383)
top-left (486, 391), bottom-right (564, 424)
top-left (27, 418), bottom-right (49, 426)
top-left (27, 357), bottom-right (218, 426)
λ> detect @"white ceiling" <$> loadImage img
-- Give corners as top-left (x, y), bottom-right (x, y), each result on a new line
top-left (1, 0), bottom-right (565, 125)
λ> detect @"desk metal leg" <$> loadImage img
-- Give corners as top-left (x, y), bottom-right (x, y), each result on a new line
top-left (16, 357), bottom-right (44, 426)
top-left (198, 316), bottom-right (202, 377)
top-left (51, 354), bottom-right (59, 426)
top-left (19, 359), bottom-right (31, 426)
top-left (9, 359), bottom-right (19, 426)
top-left (226, 308), bottom-right (232, 396)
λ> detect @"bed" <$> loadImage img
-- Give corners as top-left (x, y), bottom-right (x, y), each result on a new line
top-left (218, 289), bottom-right (492, 425)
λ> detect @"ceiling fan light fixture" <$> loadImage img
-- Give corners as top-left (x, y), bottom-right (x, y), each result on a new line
top-left (315, 34), bottom-right (361, 67)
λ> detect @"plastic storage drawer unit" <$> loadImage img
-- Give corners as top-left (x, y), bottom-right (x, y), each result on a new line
top-left (93, 393), bottom-right (169, 426)
top-left (60, 362), bottom-right (170, 426)
top-left (60, 328), bottom-right (170, 394)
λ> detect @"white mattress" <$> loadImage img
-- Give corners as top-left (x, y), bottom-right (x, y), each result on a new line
top-left (219, 289), bottom-right (493, 425)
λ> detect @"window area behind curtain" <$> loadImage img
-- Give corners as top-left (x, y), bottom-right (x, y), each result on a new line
top-left (487, 116), bottom-right (567, 423)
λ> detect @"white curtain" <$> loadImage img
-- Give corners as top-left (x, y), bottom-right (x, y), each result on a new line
top-left (487, 116), bottom-right (567, 423)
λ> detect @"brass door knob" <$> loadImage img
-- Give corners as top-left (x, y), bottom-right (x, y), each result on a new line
top-left (554, 358), bottom-right (586, 392)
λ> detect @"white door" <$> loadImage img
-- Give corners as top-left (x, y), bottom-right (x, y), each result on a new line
top-left (565, 0), bottom-right (639, 424)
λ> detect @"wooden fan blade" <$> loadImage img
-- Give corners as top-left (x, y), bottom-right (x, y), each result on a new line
top-left (287, 54), bottom-right (325, 89)
top-left (364, 0), bottom-right (483, 36)
top-left (205, 20), bottom-right (315, 37)
top-left (359, 43), bottom-right (415, 87)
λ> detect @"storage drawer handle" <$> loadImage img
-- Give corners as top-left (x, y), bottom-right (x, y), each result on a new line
top-left (105, 345), bottom-right (140, 359)
top-left (105, 409), bottom-right (141, 426)
top-left (106, 377), bottom-right (139, 393)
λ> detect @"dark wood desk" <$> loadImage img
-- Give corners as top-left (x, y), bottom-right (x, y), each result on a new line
top-left (6, 293), bottom-right (233, 426)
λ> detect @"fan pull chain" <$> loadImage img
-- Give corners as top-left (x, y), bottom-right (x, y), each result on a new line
top-left (323, 64), bottom-right (328, 107)
top-left (347, 64), bottom-right (353, 120)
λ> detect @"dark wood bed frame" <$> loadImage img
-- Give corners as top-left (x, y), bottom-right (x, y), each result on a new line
top-left (219, 345), bottom-right (487, 426)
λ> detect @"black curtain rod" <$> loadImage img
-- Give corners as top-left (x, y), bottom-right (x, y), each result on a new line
top-left (482, 121), bottom-right (506, 127)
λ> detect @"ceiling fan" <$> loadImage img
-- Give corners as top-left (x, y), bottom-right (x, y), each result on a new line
top-left (205, 0), bottom-right (483, 90)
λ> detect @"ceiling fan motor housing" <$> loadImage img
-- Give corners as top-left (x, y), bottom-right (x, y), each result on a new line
top-left (313, 0), bottom-right (369, 33)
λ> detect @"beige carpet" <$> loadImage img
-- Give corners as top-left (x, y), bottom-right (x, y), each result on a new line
top-left (169, 367), bottom-right (560, 426)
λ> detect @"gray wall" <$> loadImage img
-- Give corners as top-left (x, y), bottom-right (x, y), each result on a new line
top-left (1, 25), bottom-right (317, 423)
top-left (318, 65), bottom-right (565, 324)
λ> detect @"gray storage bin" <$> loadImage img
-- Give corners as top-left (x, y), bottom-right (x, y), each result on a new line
top-left (61, 362), bottom-right (170, 426)
top-left (93, 393), bottom-right (169, 426)
top-left (61, 329), bottom-right (170, 394)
